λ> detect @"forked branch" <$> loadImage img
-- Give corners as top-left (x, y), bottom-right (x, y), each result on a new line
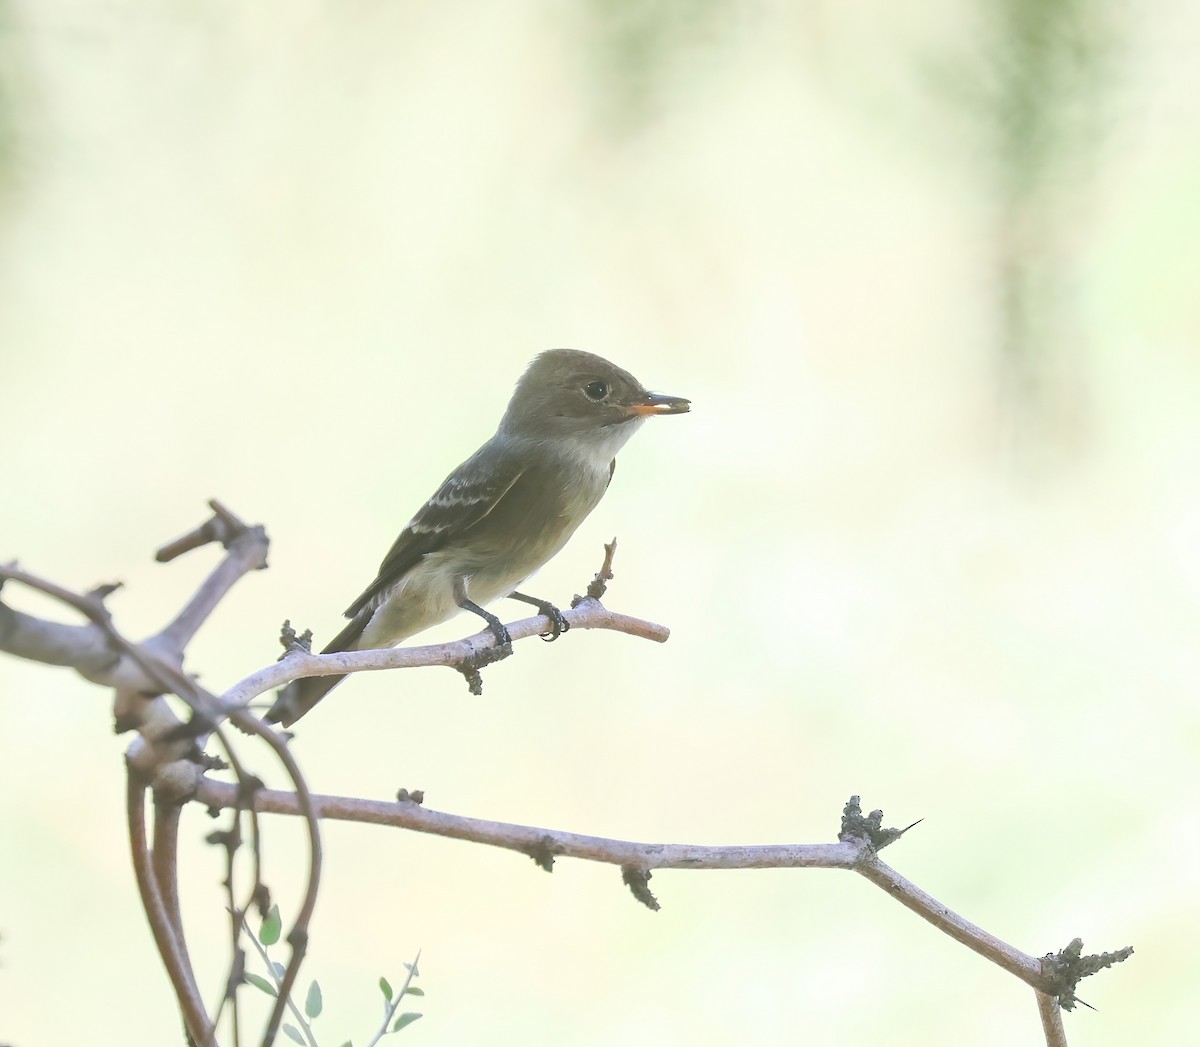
top-left (191, 781), bottom-right (1132, 1042)
top-left (2, 504), bottom-right (320, 1047)
top-left (1, 506), bottom-right (1134, 1047)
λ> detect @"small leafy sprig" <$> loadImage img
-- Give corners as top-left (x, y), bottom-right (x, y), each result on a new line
top-left (367, 953), bottom-right (424, 1046)
top-left (243, 906), bottom-right (424, 1046)
top-left (243, 905), bottom-right (322, 1046)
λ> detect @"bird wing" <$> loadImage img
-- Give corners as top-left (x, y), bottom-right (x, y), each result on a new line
top-left (343, 443), bottom-right (525, 619)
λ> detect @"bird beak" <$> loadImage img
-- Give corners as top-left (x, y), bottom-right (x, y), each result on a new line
top-left (624, 391), bottom-right (691, 417)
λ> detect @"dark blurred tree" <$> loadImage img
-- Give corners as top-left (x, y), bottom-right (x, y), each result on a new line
top-left (581, 0), bottom-right (1122, 458)
top-left (580, 0), bottom-right (731, 131)
top-left (978, 0), bottom-right (1118, 453)
top-left (0, 0), bottom-right (21, 199)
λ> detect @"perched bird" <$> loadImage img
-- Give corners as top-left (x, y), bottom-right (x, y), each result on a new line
top-left (268, 349), bottom-right (690, 726)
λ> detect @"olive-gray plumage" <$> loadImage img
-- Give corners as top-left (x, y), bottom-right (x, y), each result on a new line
top-left (268, 349), bottom-right (689, 726)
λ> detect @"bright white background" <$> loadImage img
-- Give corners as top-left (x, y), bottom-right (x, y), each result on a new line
top-left (2, 2), bottom-right (1198, 1045)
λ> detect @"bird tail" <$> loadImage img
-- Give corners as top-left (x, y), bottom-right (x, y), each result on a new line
top-left (265, 613), bottom-right (369, 727)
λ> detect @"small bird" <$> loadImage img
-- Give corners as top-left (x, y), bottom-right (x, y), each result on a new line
top-left (268, 349), bottom-right (690, 726)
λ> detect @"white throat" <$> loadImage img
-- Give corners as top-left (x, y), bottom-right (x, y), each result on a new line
top-left (561, 418), bottom-right (645, 473)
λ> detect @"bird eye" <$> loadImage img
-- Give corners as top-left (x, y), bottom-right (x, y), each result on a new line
top-left (583, 380), bottom-right (608, 401)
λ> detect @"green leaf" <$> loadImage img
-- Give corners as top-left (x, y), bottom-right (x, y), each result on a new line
top-left (282, 1024), bottom-right (305, 1045)
top-left (404, 987), bottom-right (425, 997)
top-left (244, 973), bottom-right (277, 996)
top-left (379, 976), bottom-right (394, 1001)
top-left (261, 905), bottom-right (282, 946)
top-left (305, 979), bottom-right (323, 1019)
top-left (391, 1013), bottom-right (422, 1033)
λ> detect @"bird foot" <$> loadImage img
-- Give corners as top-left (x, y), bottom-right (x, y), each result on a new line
top-left (508, 591), bottom-right (570, 641)
top-left (537, 602), bottom-right (570, 642)
top-left (489, 621), bottom-right (513, 649)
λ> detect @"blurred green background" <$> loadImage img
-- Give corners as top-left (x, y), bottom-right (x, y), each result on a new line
top-left (2, 1), bottom-right (1198, 1044)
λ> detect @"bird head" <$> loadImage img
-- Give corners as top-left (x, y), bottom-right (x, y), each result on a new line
top-left (501, 349), bottom-right (690, 443)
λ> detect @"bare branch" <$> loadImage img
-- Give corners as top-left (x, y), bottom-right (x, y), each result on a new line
top-left (125, 590), bottom-right (324, 1046)
top-left (3, 508), bottom-right (323, 1047)
top-left (0, 564), bottom-right (173, 701)
top-left (855, 857), bottom-right (1044, 987)
top-left (225, 708), bottom-right (322, 1047)
top-left (195, 778), bottom-right (868, 871)
top-left (6, 510), bottom-right (1134, 1044)
top-left (150, 799), bottom-right (190, 966)
top-left (0, 563), bottom-right (117, 624)
top-left (1037, 992), bottom-right (1068, 1047)
top-left (1, 501), bottom-right (267, 695)
top-left (223, 598), bottom-right (669, 711)
top-left (0, 564), bottom-right (144, 690)
top-left (574, 537), bottom-right (618, 603)
top-left (151, 509), bottom-right (269, 654)
top-left (193, 779), bottom-right (1130, 1023)
top-left (0, 599), bottom-right (116, 675)
top-left (127, 769), bottom-right (216, 1047)
top-left (155, 499), bottom-right (254, 563)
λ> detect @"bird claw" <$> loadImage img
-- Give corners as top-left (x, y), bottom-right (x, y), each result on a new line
top-left (508, 591), bottom-right (570, 641)
top-left (538, 604), bottom-right (570, 642)
top-left (490, 622), bottom-right (513, 649)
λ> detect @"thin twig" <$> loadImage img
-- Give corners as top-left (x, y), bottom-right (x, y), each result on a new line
top-left (241, 922), bottom-right (319, 1047)
top-left (575, 537), bottom-right (618, 603)
top-left (366, 951), bottom-right (422, 1047)
top-left (4, 519), bottom-right (1132, 1044)
top-left (0, 564), bottom-right (118, 624)
top-left (0, 597), bottom-right (117, 674)
top-left (128, 771), bottom-right (216, 1046)
top-left (224, 708), bottom-right (323, 1047)
top-left (223, 599), bottom-right (669, 712)
top-left (194, 780), bottom-right (1123, 1012)
top-left (112, 628), bottom-right (318, 1047)
top-left (114, 557), bottom-right (320, 1047)
top-left (151, 513), bottom-right (269, 653)
top-left (208, 809), bottom-right (245, 1036)
top-left (3, 521), bottom-right (322, 1047)
top-left (196, 779), bottom-right (868, 871)
top-left (155, 499), bottom-right (249, 563)
top-left (1037, 991), bottom-right (1068, 1047)
top-left (856, 856), bottom-right (1044, 988)
top-left (150, 800), bottom-right (194, 978)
